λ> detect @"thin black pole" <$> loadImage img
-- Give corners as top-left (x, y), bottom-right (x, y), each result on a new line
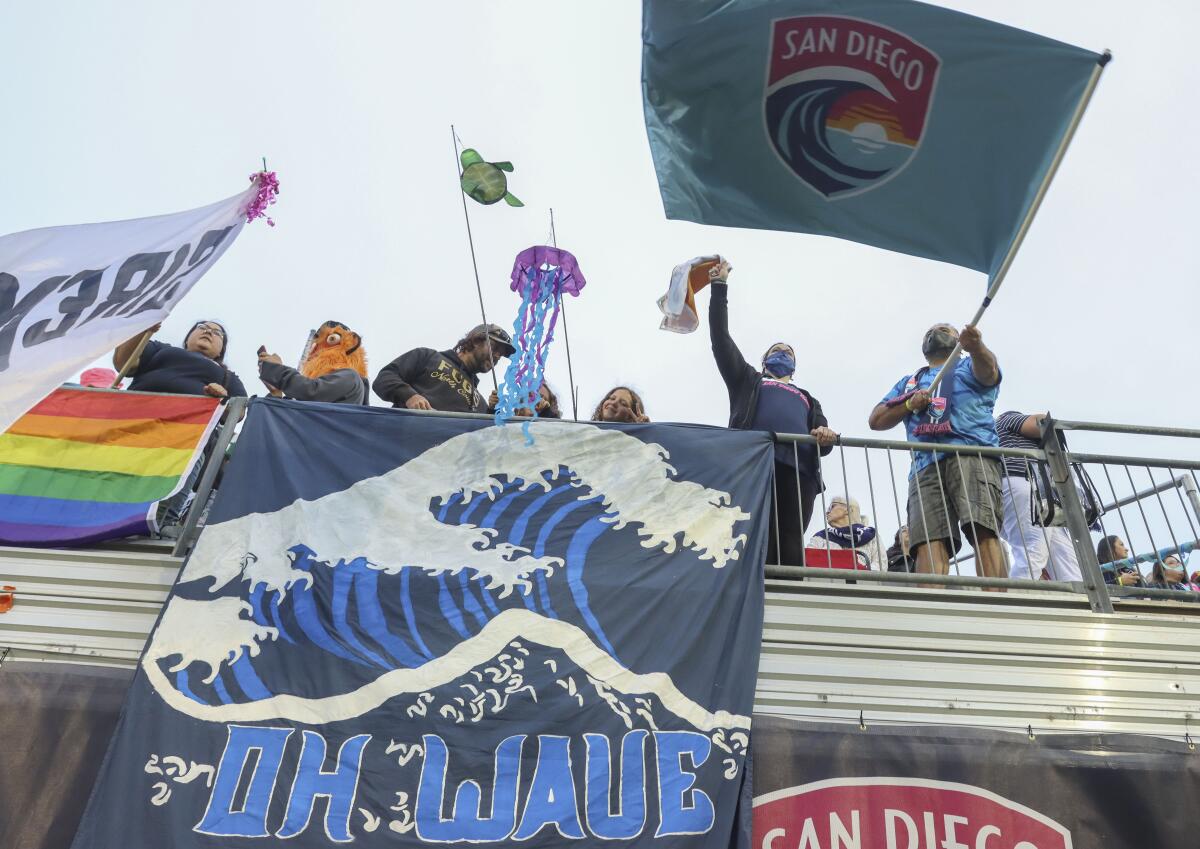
top-left (451, 124), bottom-right (499, 396)
top-left (550, 208), bottom-right (579, 421)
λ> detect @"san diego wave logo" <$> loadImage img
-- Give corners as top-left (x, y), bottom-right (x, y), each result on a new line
top-left (764, 16), bottom-right (941, 199)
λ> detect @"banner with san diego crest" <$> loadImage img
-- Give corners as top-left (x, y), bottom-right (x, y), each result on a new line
top-left (72, 398), bottom-right (771, 848)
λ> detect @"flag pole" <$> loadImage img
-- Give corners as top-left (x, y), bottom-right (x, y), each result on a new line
top-left (928, 50), bottom-right (1111, 392)
top-left (450, 124), bottom-right (500, 396)
top-left (110, 329), bottom-right (153, 388)
top-left (549, 208), bottom-right (580, 421)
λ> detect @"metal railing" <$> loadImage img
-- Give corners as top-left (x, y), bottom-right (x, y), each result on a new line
top-left (169, 396), bottom-right (248, 556)
top-left (4, 393), bottom-right (1197, 617)
top-left (767, 417), bottom-right (1200, 614)
top-left (1054, 419), bottom-right (1200, 606)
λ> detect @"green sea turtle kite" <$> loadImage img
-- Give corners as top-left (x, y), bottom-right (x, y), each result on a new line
top-left (459, 148), bottom-right (523, 207)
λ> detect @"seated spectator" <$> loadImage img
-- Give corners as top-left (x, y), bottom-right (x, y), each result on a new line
top-left (258, 321), bottom-right (369, 405)
top-left (79, 367), bottom-right (120, 388)
top-left (113, 320), bottom-right (246, 398)
top-left (886, 526), bottom-right (915, 573)
top-left (704, 260), bottom-right (836, 567)
top-left (807, 496), bottom-right (883, 568)
top-left (995, 410), bottom-right (1081, 582)
top-left (1096, 535), bottom-right (1145, 587)
top-left (373, 323), bottom-right (514, 413)
top-left (591, 386), bottom-right (649, 423)
top-left (489, 382), bottom-right (563, 419)
top-left (1147, 554), bottom-right (1196, 592)
top-left (868, 322), bottom-right (1005, 582)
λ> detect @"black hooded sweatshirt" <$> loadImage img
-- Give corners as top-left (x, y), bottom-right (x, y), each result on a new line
top-left (708, 281), bottom-right (832, 483)
top-left (372, 348), bottom-right (487, 413)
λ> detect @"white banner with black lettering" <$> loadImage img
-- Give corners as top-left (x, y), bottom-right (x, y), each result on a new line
top-left (0, 183), bottom-right (257, 432)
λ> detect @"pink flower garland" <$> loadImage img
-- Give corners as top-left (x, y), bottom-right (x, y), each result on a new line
top-left (244, 170), bottom-right (280, 226)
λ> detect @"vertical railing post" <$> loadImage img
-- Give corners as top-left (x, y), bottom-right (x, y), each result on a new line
top-left (1041, 417), bottom-right (1113, 613)
top-left (1182, 474), bottom-right (1200, 533)
top-left (172, 396), bottom-right (248, 557)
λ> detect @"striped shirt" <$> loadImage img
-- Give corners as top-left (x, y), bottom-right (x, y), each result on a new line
top-left (995, 411), bottom-right (1039, 478)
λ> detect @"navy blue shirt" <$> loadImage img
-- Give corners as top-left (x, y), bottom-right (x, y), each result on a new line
top-left (129, 340), bottom-right (247, 397)
top-left (751, 378), bottom-right (814, 468)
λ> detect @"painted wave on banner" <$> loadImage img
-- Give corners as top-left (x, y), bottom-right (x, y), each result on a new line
top-left (146, 421), bottom-right (751, 727)
top-left (70, 409), bottom-right (767, 846)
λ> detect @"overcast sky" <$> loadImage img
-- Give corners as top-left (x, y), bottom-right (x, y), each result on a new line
top-left (3, 1), bottom-right (1196, 569)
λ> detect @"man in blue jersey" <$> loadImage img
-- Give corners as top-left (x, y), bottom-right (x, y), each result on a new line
top-left (868, 323), bottom-right (1006, 580)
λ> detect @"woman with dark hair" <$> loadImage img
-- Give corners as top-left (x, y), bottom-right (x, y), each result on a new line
top-left (1096, 535), bottom-right (1145, 587)
top-left (1148, 554), bottom-right (1196, 592)
top-left (525, 383), bottom-right (562, 419)
top-left (111, 320), bottom-right (247, 535)
top-left (704, 259), bottom-right (836, 567)
top-left (591, 386), bottom-right (649, 423)
top-left (112, 320), bottom-right (246, 398)
top-left (488, 381), bottom-right (562, 419)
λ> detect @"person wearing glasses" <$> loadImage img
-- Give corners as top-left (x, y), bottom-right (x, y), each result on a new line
top-left (807, 495), bottom-right (883, 569)
top-left (113, 319), bottom-right (246, 399)
top-left (112, 320), bottom-right (246, 535)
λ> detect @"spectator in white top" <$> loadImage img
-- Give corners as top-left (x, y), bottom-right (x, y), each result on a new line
top-left (994, 411), bottom-right (1082, 581)
top-left (806, 496), bottom-right (884, 569)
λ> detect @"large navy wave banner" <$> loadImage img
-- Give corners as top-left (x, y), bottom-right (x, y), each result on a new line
top-left (72, 398), bottom-right (772, 848)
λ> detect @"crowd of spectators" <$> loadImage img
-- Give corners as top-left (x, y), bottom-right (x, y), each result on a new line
top-left (101, 258), bottom-right (1193, 594)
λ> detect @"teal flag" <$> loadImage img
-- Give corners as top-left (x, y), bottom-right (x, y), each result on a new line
top-left (642, 0), bottom-right (1104, 276)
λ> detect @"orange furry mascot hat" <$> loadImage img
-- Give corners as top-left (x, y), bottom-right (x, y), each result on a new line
top-left (299, 321), bottom-right (368, 379)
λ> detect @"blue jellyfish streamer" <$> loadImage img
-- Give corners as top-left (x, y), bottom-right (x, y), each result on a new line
top-left (494, 246), bottom-right (587, 443)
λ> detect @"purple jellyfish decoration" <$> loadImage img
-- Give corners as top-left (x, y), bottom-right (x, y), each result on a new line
top-left (494, 246), bottom-right (586, 442)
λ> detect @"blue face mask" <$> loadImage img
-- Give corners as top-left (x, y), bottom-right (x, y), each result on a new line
top-left (763, 351), bottom-right (795, 378)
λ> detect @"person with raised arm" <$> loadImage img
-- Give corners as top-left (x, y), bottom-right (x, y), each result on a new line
top-left (705, 259), bottom-right (837, 566)
top-left (868, 323), bottom-right (1005, 582)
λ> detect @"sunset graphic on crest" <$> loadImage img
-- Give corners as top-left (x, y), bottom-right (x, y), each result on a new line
top-left (765, 16), bottom-right (941, 199)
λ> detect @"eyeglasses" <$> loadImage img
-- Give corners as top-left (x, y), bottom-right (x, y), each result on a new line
top-left (195, 323), bottom-right (226, 337)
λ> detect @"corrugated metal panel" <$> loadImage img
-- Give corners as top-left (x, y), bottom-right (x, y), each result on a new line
top-left (2, 545), bottom-right (1197, 738)
top-left (758, 579), bottom-right (1200, 737)
top-left (0, 541), bottom-right (178, 666)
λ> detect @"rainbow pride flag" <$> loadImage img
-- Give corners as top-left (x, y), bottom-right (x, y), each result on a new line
top-left (0, 387), bottom-right (222, 546)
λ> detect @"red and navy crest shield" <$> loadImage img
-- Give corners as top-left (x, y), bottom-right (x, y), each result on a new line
top-left (765, 17), bottom-right (941, 199)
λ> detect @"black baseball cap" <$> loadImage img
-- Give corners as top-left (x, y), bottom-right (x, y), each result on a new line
top-left (470, 323), bottom-right (515, 357)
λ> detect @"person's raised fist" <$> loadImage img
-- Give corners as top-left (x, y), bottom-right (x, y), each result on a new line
top-left (907, 390), bottom-right (932, 412)
top-left (708, 259), bottom-right (732, 283)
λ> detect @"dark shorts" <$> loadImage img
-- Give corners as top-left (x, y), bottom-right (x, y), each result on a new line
top-left (907, 454), bottom-right (1004, 554)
